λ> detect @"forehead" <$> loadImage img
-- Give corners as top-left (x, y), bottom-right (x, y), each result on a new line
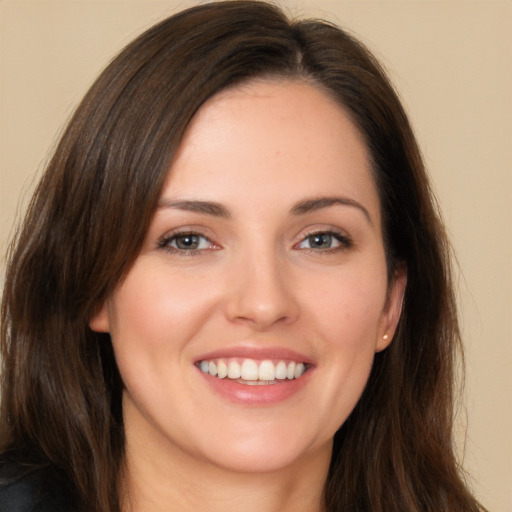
top-left (162, 79), bottom-right (379, 222)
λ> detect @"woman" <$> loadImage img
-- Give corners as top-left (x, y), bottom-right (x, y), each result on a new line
top-left (0, 1), bottom-right (485, 511)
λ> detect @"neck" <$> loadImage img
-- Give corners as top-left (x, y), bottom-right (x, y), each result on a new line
top-left (120, 411), bottom-right (331, 512)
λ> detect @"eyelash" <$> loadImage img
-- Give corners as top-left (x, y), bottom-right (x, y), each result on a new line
top-left (295, 229), bottom-right (352, 254)
top-left (157, 231), bottom-right (217, 256)
top-left (157, 229), bottom-right (352, 256)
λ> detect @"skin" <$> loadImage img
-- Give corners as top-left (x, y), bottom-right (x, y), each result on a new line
top-left (90, 79), bottom-right (406, 512)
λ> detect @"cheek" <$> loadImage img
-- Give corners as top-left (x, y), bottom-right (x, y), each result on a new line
top-left (304, 262), bottom-right (388, 345)
top-left (108, 262), bottom-right (220, 353)
top-left (106, 263), bottom-right (223, 415)
top-left (300, 264), bottom-right (387, 426)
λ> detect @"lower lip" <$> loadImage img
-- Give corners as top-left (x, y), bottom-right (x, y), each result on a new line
top-left (198, 369), bottom-right (312, 406)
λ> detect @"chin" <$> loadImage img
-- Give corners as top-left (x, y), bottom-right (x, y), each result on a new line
top-left (188, 420), bottom-right (334, 475)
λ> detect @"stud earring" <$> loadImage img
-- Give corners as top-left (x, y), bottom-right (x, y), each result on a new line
top-left (382, 334), bottom-right (389, 341)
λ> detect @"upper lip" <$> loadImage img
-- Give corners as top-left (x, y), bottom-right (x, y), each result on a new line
top-left (194, 345), bottom-right (314, 365)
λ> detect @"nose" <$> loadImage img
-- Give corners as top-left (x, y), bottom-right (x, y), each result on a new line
top-left (224, 249), bottom-right (300, 331)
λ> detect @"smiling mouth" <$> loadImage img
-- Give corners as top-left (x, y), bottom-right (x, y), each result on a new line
top-left (197, 358), bottom-right (307, 384)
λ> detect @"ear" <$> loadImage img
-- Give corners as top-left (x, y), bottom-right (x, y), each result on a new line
top-left (376, 264), bottom-right (407, 352)
top-left (89, 300), bottom-right (110, 333)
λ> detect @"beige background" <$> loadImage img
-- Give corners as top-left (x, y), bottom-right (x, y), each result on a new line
top-left (1, 1), bottom-right (511, 510)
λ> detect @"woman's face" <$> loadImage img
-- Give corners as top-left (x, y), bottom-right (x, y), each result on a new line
top-left (91, 80), bottom-right (405, 475)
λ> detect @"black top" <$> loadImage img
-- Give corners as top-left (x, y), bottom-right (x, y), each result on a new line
top-left (0, 461), bottom-right (76, 512)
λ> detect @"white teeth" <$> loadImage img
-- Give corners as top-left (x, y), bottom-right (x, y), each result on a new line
top-left (275, 361), bottom-right (287, 380)
top-left (258, 360), bottom-right (275, 380)
top-left (287, 361), bottom-right (296, 380)
top-left (240, 359), bottom-right (259, 380)
top-left (217, 360), bottom-right (228, 379)
top-left (227, 361), bottom-right (241, 379)
top-left (199, 358), bottom-right (307, 382)
top-left (242, 380), bottom-right (278, 386)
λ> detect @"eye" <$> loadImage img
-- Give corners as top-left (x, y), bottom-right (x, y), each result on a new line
top-left (297, 231), bottom-right (351, 251)
top-left (158, 232), bottom-right (215, 253)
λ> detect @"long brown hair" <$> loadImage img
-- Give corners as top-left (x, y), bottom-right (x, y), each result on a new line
top-left (1, 2), bottom-right (484, 511)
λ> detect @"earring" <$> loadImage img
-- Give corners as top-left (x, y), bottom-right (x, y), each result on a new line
top-left (382, 334), bottom-right (389, 341)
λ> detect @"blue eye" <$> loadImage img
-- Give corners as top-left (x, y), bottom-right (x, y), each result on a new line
top-left (159, 233), bottom-right (213, 252)
top-left (298, 231), bottom-right (350, 251)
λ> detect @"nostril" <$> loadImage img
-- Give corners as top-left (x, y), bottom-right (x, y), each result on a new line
top-left (223, 258), bottom-right (300, 330)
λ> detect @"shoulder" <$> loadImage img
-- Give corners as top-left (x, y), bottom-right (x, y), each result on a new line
top-left (0, 460), bottom-right (77, 512)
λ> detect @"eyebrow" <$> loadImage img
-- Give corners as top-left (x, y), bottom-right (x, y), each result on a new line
top-left (290, 196), bottom-right (372, 224)
top-left (157, 196), bottom-right (372, 224)
top-left (157, 199), bottom-right (231, 218)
